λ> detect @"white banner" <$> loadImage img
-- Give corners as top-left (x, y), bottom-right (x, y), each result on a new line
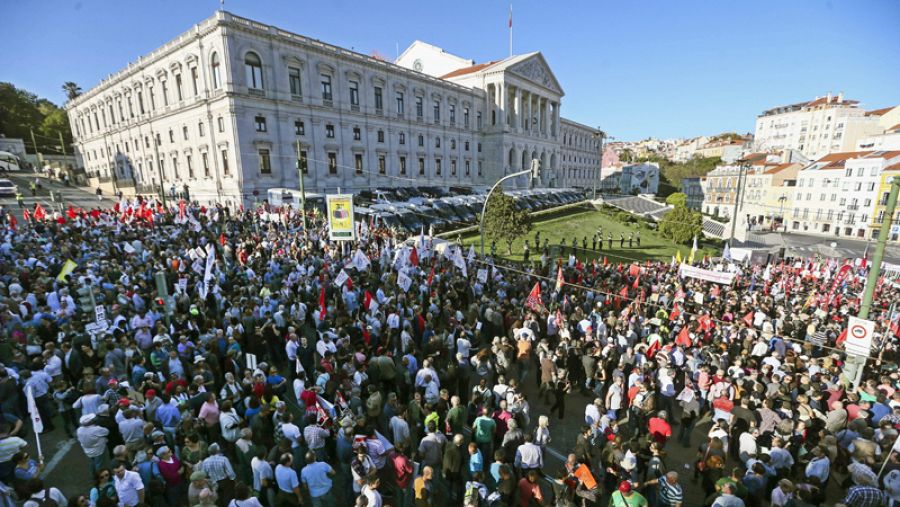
top-left (200, 244), bottom-right (216, 299)
top-left (477, 269), bottom-right (488, 283)
top-left (26, 386), bottom-right (43, 434)
top-left (397, 271), bottom-right (412, 293)
top-left (679, 264), bottom-right (735, 285)
top-left (351, 249), bottom-right (371, 271)
top-left (334, 269), bottom-right (350, 287)
top-left (845, 316), bottom-right (875, 357)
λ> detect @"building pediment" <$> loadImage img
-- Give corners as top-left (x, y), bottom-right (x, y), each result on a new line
top-left (506, 53), bottom-right (563, 96)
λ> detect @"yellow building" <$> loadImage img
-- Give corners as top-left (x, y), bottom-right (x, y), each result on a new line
top-left (869, 164), bottom-right (900, 241)
top-left (742, 163), bottom-right (801, 230)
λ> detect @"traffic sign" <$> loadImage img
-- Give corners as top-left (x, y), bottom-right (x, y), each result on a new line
top-left (844, 316), bottom-right (875, 357)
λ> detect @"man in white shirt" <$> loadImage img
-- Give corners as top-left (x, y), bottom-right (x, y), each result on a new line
top-left (280, 413), bottom-right (302, 449)
top-left (362, 475), bottom-right (383, 507)
top-left (113, 460), bottom-right (145, 507)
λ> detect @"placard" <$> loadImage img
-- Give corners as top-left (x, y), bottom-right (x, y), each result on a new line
top-left (326, 194), bottom-right (356, 241)
top-left (845, 316), bottom-right (875, 357)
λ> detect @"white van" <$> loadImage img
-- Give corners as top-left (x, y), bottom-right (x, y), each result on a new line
top-left (267, 188), bottom-right (325, 212)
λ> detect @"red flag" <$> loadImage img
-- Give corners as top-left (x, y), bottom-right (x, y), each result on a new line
top-left (346, 277), bottom-right (353, 290)
top-left (555, 267), bottom-right (565, 292)
top-left (698, 314), bottom-right (714, 332)
top-left (33, 204), bottom-right (46, 221)
top-left (603, 256), bottom-right (609, 266)
top-left (646, 337), bottom-right (661, 358)
top-left (179, 200), bottom-right (186, 219)
top-left (669, 304), bottom-right (680, 322)
top-left (409, 246), bottom-right (419, 267)
top-left (427, 265), bottom-right (435, 286)
top-left (525, 283), bottom-right (543, 312)
top-left (8, 215), bottom-right (16, 231)
top-left (675, 326), bottom-right (692, 347)
top-left (619, 286), bottom-right (628, 298)
top-left (836, 328), bottom-right (848, 346)
top-left (364, 291), bottom-right (374, 311)
top-left (632, 274), bottom-right (640, 289)
top-left (742, 311), bottom-right (754, 327)
top-left (22, 208), bottom-right (31, 222)
top-left (219, 233), bottom-right (226, 246)
top-left (629, 264), bottom-right (640, 277)
top-left (362, 326), bottom-right (371, 345)
top-left (66, 205), bottom-right (76, 220)
top-left (318, 286), bottom-right (326, 320)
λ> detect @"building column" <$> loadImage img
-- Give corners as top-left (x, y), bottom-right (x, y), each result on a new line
top-left (514, 88), bottom-right (522, 133)
top-left (535, 96), bottom-right (543, 136)
top-left (553, 102), bottom-right (561, 139)
top-left (525, 91), bottom-right (532, 133)
top-left (496, 82), bottom-right (505, 129)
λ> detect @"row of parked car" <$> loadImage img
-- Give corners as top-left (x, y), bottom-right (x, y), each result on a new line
top-left (354, 187), bottom-right (586, 235)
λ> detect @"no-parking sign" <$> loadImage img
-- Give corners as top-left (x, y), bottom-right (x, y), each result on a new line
top-left (844, 316), bottom-right (875, 357)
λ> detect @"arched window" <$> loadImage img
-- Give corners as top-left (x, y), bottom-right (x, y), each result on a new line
top-left (245, 52), bottom-right (263, 89)
top-left (211, 52), bottom-right (222, 89)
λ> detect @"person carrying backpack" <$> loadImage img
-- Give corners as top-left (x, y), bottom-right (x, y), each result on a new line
top-left (21, 478), bottom-right (66, 507)
top-left (464, 472), bottom-right (488, 507)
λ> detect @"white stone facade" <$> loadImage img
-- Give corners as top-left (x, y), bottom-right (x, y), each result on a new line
top-left (66, 11), bottom-right (596, 206)
top-left (559, 119), bottom-right (602, 189)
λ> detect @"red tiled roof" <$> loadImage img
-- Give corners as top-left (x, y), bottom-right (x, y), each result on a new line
top-left (866, 106), bottom-right (896, 116)
top-left (888, 123), bottom-right (900, 132)
top-left (807, 96), bottom-right (859, 107)
top-left (763, 163), bottom-right (795, 175)
top-left (440, 60), bottom-right (501, 79)
top-left (815, 151), bottom-right (868, 169)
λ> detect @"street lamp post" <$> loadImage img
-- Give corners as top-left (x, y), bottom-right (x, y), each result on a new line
top-left (480, 161), bottom-right (540, 256)
top-left (592, 128), bottom-right (606, 199)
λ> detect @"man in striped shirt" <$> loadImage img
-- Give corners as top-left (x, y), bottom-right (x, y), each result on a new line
top-left (642, 471), bottom-right (683, 507)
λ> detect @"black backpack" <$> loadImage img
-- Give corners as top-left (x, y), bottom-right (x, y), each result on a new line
top-left (34, 489), bottom-right (60, 507)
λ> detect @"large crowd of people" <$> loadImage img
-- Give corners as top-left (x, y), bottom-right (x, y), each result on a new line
top-left (2, 197), bottom-right (900, 507)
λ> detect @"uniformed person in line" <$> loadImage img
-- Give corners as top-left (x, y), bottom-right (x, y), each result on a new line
top-left (592, 235), bottom-right (598, 251)
top-left (607, 233), bottom-right (613, 250)
top-left (523, 240), bottom-right (531, 263)
top-left (582, 236), bottom-right (588, 252)
top-left (619, 233), bottom-right (625, 248)
top-left (571, 237), bottom-right (578, 255)
top-left (16, 190), bottom-right (25, 208)
top-left (543, 238), bottom-right (550, 254)
top-left (490, 240), bottom-right (497, 257)
top-left (628, 233), bottom-right (634, 248)
top-left (636, 231), bottom-right (641, 247)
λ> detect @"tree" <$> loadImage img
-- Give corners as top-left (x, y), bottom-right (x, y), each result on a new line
top-left (665, 192), bottom-right (687, 208)
top-left (0, 82), bottom-right (72, 154)
top-left (659, 204), bottom-right (702, 245)
top-left (62, 82), bottom-right (82, 101)
top-left (483, 192), bottom-right (532, 254)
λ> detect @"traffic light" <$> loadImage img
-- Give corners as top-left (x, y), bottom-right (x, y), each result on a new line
top-left (76, 285), bottom-right (97, 314)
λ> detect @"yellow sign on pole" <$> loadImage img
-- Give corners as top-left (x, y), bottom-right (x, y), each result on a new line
top-left (326, 194), bottom-right (355, 241)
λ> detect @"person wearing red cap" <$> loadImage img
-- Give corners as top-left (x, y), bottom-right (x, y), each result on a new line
top-left (610, 480), bottom-right (648, 507)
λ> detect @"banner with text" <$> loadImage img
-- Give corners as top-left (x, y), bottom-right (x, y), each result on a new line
top-left (327, 194), bottom-right (356, 241)
top-left (679, 264), bottom-right (736, 285)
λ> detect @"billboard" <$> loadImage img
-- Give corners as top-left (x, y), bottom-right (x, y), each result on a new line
top-left (327, 194), bottom-right (355, 241)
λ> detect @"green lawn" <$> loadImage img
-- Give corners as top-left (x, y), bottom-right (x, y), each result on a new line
top-left (461, 206), bottom-right (721, 264)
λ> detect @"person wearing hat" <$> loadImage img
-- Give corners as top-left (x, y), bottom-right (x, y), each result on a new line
top-left (610, 480), bottom-right (648, 507)
top-left (188, 470), bottom-right (214, 507)
top-left (76, 413), bottom-right (109, 477)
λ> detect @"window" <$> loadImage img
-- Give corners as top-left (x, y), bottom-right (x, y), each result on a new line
top-left (465, 160), bottom-right (470, 176)
top-left (418, 158), bottom-right (425, 176)
top-left (175, 74), bottom-right (184, 101)
top-left (183, 126), bottom-right (189, 140)
top-left (169, 129), bottom-right (175, 143)
top-left (326, 124), bottom-right (335, 138)
top-left (299, 150), bottom-right (308, 173)
top-left (198, 122), bottom-right (205, 137)
top-left (477, 143), bottom-right (482, 153)
top-left (450, 139), bottom-right (456, 150)
top-left (156, 133), bottom-right (162, 146)
top-left (476, 111), bottom-right (482, 128)
top-left (449, 104), bottom-right (456, 124)
top-left (328, 152), bottom-right (337, 174)
top-left (415, 96), bottom-right (423, 119)
top-left (857, 167), bottom-right (864, 177)
top-left (353, 127), bottom-right (361, 141)
top-left (255, 115), bottom-right (267, 132)
top-left (145, 136), bottom-right (150, 148)
top-left (245, 52), bottom-right (264, 89)
top-left (191, 67), bottom-right (199, 96)
top-left (377, 130), bottom-right (385, 143)
top-left (396, 92), bottom-right (404, 115)
top-left (378, 155), bottom-right (386, 174)
top-left (464, 107), bottom-right (469, 127)
top-left (868, 182), bottom-right (876, 191)
top-left (202, 152), bottom-right (210, 177)
top-left (288, 67), bottom-right (302, 96)
top-left (171, 156), bottom-right (179, 179)
top-left (418, 135), bottom-right (424, 147)
top-left (399, 157), bottom-right (407, 175)
top-left (374, 87), bottom-right (383, 111)
top-left (399, 132), bottom-right (406, 145)
top-left (161, 81), bottom-right (169, 106)
top-left (354, 154), bottom-right (363, 174)
top-left (148, 88), bottom-right (155, 110)
top-left (211, 53), bottom-right (221, 89)
top-left (295, 120), bottom-right (305, 135)
top-left (221, 149), bottom-right (229, 175)
top-left (137, 91), bottom-right (145, 114)
top-left (259, 149), bottom-right (271, 174)
top-left (433, 100), bottom-right (440, 122)
top-left (435, 158), bottom-right (442, 176)
top-left (451, 159), bottom-right (457, 176)
top-left (464, 141), bottom-right (470, 151)
top-left (321, 74), bottom-right (332, 101)
top-left (186, 155), bottom-right (194, 178)
top-left (159, 159), bottom-right (166, 179)
top-left (349, 81), bottom-right (359, 107)
top-left (477, 160), bottom-right (482, 176)
top-left (217, 116), bottom-right (225, 133)
top-left (435, 137), bottom-right (441, 148)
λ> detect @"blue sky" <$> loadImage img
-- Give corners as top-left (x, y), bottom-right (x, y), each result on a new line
top-left (3, 0), bottom-right (899, 140)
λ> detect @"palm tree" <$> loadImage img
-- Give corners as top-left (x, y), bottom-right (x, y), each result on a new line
top-left (62, 82), bottom-right (82, 100)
